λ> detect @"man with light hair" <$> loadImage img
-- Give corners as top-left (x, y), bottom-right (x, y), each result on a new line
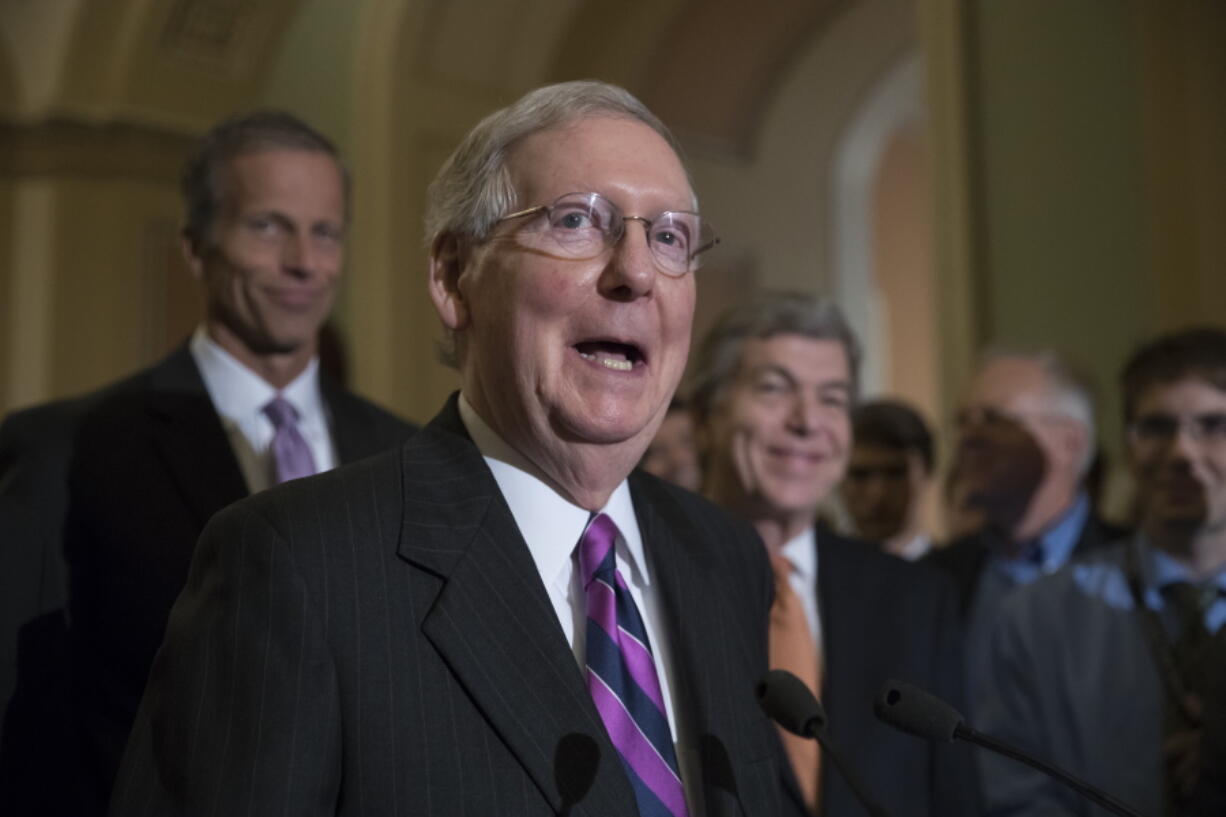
top-left (112, 81), bottom-right (784, 816)
top-left (692, 291), bottom-right (974, 817)
top-left (928, 348), bottom-right (1126, 710)
top-left (978, 327), bottom-right (1226, 816)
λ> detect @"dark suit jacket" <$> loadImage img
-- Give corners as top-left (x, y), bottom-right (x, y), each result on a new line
top-left (778, 529), bottom-right (978, 817)
top-left (110, 396), bottom-right (784, 816)
top-left (925, 512), bottom-right (1128, 620)
top-left (0, 344), bottom-right (414, 816)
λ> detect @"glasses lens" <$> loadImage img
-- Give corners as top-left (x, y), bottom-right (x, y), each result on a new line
top-left (647, 212), bottom-right (696, 273)
top-left (651, 211), bottom-right (716, 276)
top-left (544, 194), bottom-right (615, 257)
top-left (1197, 413), bottom-right (1226, 441)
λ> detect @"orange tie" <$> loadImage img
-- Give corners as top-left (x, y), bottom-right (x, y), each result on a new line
top-left (768, 552), bottom-right (823, 814)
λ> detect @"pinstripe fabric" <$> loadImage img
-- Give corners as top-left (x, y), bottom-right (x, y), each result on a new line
top-left (109, 396), bottom-right (784, 816)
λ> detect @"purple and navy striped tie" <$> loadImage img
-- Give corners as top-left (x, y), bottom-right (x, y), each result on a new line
top-left (579, 513), bottom-right (689, 817)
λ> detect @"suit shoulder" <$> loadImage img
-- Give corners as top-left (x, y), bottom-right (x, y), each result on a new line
top-left (822, 528), bottom-right (955, 596)
top-left (923, 534), bottom-right (983, 569)
top-left (221, 445), bottom-right (403, 530)
top-left (631, 469), bottom-right (761, 545)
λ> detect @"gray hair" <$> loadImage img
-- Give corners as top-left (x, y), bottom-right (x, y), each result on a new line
top-left (424, 79), bottom-right (688, 247)
top-left (426, 80), bottom-right (690, 367)
top-left (689, 291), bottom-right (863, 421)
top-left (181, 109), bottom-right (349, 248)
top-left (978, 346), bottom-right (1098, 477)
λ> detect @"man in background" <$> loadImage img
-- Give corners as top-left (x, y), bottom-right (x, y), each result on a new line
top-left (692, 291), bottom-right (973, 817)
top-left (841, 398), bottom-right (936, 559)
top-left (640, 396), bottom-right (702, 491)
top-left (927, 348), bottom-right (1125, 708)
top-left (0, 110), bottom-right (414, 816)
top-left (979, 327), bottom-right (1226, 816)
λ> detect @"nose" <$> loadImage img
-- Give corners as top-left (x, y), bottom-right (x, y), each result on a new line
top-left (786, 393), bottom-right (820, 436)
top-left (1169, 421), bottom-right (1201, 459)
top-left (282, 234), bottom-right (321, 279)
top-left (599, 219), bottom-right (657, 301)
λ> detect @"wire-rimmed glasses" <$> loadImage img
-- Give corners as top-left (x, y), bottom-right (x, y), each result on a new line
top-left (496, 191), bottom-right (718, 277)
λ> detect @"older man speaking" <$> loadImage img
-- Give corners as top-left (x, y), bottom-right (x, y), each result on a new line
top-left (110, 82), bottom-right (782, 817)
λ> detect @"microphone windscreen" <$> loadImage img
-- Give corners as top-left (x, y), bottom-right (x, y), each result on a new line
top-left (756, 669), bottom-right (826, 738)
top-left (874, 680), bottom-right (964, 742)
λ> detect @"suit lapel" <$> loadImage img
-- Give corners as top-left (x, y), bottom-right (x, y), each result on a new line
top-left (632, 475), bottom-right (764, 816)
top-left (816, 530), bottom-right (861, 710)
top-left (144, 345), bottom-right (248, 528)
top-left (396, 398), bottom-right (637, 816)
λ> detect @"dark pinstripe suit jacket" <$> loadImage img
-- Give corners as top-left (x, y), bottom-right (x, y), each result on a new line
top-left (110, 396), bottom-right (783, 816)
top-left (0, 345), bottom-right (414, 816)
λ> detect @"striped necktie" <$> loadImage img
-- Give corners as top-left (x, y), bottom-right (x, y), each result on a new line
top-left (579, 513), bottom-right (689, 817)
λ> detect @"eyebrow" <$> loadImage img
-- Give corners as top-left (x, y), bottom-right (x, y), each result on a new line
top-left (747, 364), bottom-right (851, 391)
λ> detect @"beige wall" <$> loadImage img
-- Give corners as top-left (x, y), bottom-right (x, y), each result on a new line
top-left (0, 0), bottom-right (1222, 460)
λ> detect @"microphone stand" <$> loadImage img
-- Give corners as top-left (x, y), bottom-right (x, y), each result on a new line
top-left (955, 723), bottom-right (1148, 817)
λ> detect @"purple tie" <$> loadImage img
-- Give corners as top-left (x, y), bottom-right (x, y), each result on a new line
top-left (579, 513), bottom-right (689, 817)
top-left (263, 396), bottom-right (317, 484)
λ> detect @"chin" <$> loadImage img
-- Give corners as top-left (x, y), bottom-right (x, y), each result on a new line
top-left (552, 411), bottom-right (649, 447)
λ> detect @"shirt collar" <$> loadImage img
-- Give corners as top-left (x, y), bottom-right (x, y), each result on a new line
top-left (992, 491), bottom-right (1090, 579)
top-left (1034, 491), bottom-right (1091, 571)
top-left (780, 525), bottom-right (818, 583)
top-left (190, 326), bottom-right (322, 423)
top-left (1136, 533), bottom-right (1226, 595)
top-left (457, 393), bottom-right (648, 590)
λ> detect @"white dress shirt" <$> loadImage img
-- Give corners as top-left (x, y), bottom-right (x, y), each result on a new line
top-left (190, 327), bottom-right (337, 493)
top-left (780, 525), bottom-right (824, 659)
top-left (457, 394), bottom-right (701, 810)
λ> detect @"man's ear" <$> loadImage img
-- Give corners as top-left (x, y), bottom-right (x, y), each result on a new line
top-left (181, 231), bottom-right (205, 280)
top-left (428, 233), bottom-right (472, 331)
top-left (1058, 419), bottom-right (1090, 471)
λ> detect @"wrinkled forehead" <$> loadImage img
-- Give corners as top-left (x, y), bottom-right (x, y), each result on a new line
top-left (506, 116), bottom-right (696, 212)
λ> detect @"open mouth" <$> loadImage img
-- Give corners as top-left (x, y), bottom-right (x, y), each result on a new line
top-left (574, 339), bottom-right (645, 372)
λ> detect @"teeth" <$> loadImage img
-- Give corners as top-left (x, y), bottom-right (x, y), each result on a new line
top-left (578, 351), bottom-right (633, 371)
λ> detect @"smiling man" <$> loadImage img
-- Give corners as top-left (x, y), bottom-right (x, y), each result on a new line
top-left (979, 327), bottom-right (1226, 817)
top-left (0, 111), bottom-right (415, 816)
top-left (690, 292), bottom-right (974, 817)
top-left (110, 82), bottom-right (783, 817)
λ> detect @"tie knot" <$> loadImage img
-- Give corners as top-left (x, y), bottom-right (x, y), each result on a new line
top-left (263, 396), bottom-right (299, 429)
top-left (578, 513), bottom-right (619, 587)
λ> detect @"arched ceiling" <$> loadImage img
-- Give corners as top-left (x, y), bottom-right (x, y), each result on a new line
top-left (4, 0), bottom-right (864, 159)
top-left (2, 0), bottom-right (303, 130)
top-left (552, 0), bottom-right (854, 158)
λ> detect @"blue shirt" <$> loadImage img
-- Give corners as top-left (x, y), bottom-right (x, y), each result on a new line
top-left (977, 537), bottom-right (1226, 817)
top-left (965, 493), bottom-right (1094, 709)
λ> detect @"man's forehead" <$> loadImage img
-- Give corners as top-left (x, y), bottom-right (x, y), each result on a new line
top-left (1134, 376), bottom-right (1226, 412)
top-left (968, 357), bottom-right (1050, 408)
top-left (850, 443), bottom-right (909, 464)
top-left (739, 335), bottom-right (850, 382)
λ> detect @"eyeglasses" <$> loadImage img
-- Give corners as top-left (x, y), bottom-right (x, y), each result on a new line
top-left (495, 192), bottom-right (718, 277)
top-left (1128, 412), bottom-right (1226, 448)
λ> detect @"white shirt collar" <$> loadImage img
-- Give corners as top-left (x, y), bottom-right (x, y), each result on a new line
top-left (190, 326), bottom-right (324, 424)
top-left (780, 525), bottom-right (818, 581)
top-left (457, 393), bottom-right (649, 588)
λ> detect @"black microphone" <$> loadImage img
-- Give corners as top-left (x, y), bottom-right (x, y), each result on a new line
top-left (756, 670), bottom-right (890, 817)
top-left (874, 680), bottom-right (1150, 817)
